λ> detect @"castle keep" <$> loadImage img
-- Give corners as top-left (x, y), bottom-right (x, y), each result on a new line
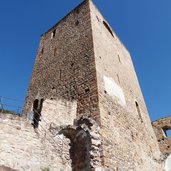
top-left (0, 0), bottom-right (171, 171)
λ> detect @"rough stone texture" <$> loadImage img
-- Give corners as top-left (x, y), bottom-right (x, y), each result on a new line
top-left (152, 116), bottom-right (171, 155)
top-left (23, 0), bottom-right (100, 124)
top-left (0, 113), bottom-right (72, 171)
top-left (89, 1), bottom-right (164, 170)
top-left (3, 0), bottom-right (167, 170)
top-left (58, 116), bottom-right (102, 171)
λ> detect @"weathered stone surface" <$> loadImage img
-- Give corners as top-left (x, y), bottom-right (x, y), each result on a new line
top-left (1, 0), bottom-right (168, 170)
top-left (89, 1), bottom-right (164, 170)
top-left (152, 116), bottom-right (171, 155)
top-left (0, 165), bottom-right (18, 171)
top-left (0, 114), bottom-right (71, 171)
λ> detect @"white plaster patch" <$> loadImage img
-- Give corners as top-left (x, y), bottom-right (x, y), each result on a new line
top-left (40, 98), bottom-right (77, 130)
top-left (58, 134), bottom-right (64, 140)
top-left (95, 167), bottom-right (104, 171)
top-left (165, 154), bottom-right (171, 171)
top-left (103, 75), bottom-right (126, 107)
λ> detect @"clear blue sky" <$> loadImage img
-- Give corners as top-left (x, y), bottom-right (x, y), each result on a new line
top-left (0, 0), bottom-right (170, 121)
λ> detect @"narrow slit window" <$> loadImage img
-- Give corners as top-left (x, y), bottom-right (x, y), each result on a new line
top-left (54, 48), bottom-right (57, 56)
top-left (51, 29), bottom-right (56, 39)
top-left (135, 101), bottom-right (143, 123)
top-left (117, 74), bottom-right (120, 84)
top-left (162, 127), bottom-right (171, 137)
top-left (32, 99), bottom-right (43, 129)
top-left (96, 16), bottom-right (100, 22)
top-left (118, 55), bottom-right (121, 63)
top-left (103, 21), bottom-right (114, 37)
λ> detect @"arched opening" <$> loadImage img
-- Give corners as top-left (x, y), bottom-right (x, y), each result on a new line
top-left (162, 126), bottom-right (171, 138)
top-left (56, 116), bottom-right (102, 170)
top-left (166, 130), bottom-right (171, 137)
top-left (59, 127), bottom-right (91, 171)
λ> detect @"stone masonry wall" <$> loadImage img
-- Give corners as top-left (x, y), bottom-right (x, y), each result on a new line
top-left (89, 1), bottom-right (163, 170)
top-left (21, 0), bottom-right (166, 170)
top-left (0, 113), bottom-right (72, 171)
top-left (23, 0), bottom-right (100, 125)
top-left (152, 116), bottom-right (171, 155)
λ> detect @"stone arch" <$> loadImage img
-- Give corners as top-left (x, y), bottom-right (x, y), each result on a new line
top-left (58, 116), bottom-right (102, 171)
top-left (59, 127), bottom-right (91, 171)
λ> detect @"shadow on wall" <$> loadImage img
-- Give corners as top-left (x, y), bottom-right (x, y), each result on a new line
top-left (54, 116), bottom-right (103, 171)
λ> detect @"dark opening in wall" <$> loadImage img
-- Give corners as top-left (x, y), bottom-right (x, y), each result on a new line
top-left (117, 74), bottom-right (120, 84)
top-left (96, 16), bottom-right (100, 22)
top-left (40, 99), bottom-right (44, 108)
top-left (85, 87), bottom-right (90, 93)
top-left (75, 20), bottom-right (79, 26)
top-left (166, 130), bottom-right (171, 137)
top-left (33, 99), bottom-right (39, 111)
top-left (32, 99), bottom-right (44, 129)
top-left (54, 48), bottom-right (57, 56)
top-left (135, 101), bottom-right (143, 123)
top-left (103, 21), bottom-right (114, 37)
top-left (51, 29), bottom-right (56, 39)
top-left (162, 127), bottom-right (171, 137)
top-left (58, 117), bottom-right (98, 171)
top-left (118, 55), bottom-right (121, 63)
top-left (76, 8), bottom-right (80, 14)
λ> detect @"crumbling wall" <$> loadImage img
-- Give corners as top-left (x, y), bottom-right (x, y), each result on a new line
top-left (21, 0), bottom-right (166, 170)
top-left (52, 116), bottom-right (103, 171)
top-left (0, 113), bottom-right (72, 171)
top-left (152, 116), bottom-right (171, 155)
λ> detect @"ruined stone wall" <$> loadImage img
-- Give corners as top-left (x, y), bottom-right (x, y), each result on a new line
top-left (0, 113), bottom-right (72, 171)
top-left (152, 116), bottom-right (171, 155)
top-left (89, 1), bottom-right (163, 170)
top-left (21, 0), bottom-right (166, 170)
top-left (23, 0), bottom-right (100, 124)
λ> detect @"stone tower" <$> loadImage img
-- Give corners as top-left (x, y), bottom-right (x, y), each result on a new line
top-left (23, 0), bottom-right (163, 170)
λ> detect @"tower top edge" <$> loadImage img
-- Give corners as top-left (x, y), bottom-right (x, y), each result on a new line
top-left (41, 0), bottom-right (93, 37)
